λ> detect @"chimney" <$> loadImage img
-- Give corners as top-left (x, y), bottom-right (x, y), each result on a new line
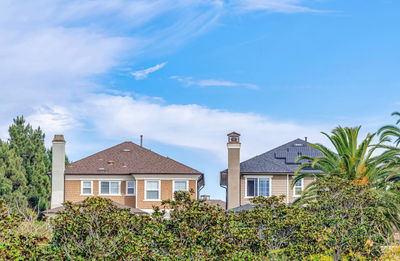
top-left (51, 135), bottom-right (66, 209)
top-left (227, 132), bottom-right (241, 209)
top-left (140, 135), bottom-right (143, 147)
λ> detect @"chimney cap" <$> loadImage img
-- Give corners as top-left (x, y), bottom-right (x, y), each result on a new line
top-left (52, 134), bottom-right (65, 142)
top-left (227, 132), bottom-right (240, 137)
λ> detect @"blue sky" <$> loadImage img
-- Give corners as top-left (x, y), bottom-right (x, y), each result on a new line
top-left (0, 0), bottom-right (399, 200)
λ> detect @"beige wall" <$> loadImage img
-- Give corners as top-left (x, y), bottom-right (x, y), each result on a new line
top-left (65, 180), bottom-right (136, 208)
top-left (65, 178), bottom-right (198, 210)
top-left (137, 180), bottom-right (197, 209)
top-left (240, 174), bottom-right (314, 205)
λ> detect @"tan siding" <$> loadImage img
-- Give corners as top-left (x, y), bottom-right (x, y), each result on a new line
top-left (64, 180), bottom-right (136, 208)
top-left (239, 174), bottom-right (314, 204)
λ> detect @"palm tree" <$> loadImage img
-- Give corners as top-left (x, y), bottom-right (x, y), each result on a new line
top-left (293, 126), bottom-right (400, 233)
top-left (378, 112), bottom-right (400, 146)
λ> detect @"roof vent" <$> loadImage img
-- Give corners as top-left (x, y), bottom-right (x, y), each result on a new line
top-left (294, 143), bottom-right (303, 147)
top-left (98, 158), bottom-right (103, 161)
top-left (98, 167), bottom-right (105, 171)
top-left (107, 160), bottom-right (114, 165)
top-left (122, 149), bottom-right (131, 152)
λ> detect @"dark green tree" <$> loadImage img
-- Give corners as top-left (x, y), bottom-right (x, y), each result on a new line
top-left (8, 116), bottom-right (51, 210)
top-left (0, 141), bottom-right (28, 211)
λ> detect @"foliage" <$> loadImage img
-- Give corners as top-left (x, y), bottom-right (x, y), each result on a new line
top-left (0, 199), bottom-right (56, 260)
top-left (8, 116), bottom-right (51, 211)
top-left (378, 111), bottom-right (400, 146)
top-left (294, 126), bottom-right (400, 234)
top-left (0, 141), bottom-right (28, 212)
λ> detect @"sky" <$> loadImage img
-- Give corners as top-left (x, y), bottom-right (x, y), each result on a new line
top-left (1, 0), bottom-right (400, 200)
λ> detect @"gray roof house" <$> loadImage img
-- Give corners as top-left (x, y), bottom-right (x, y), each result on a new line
top-left (220, 133), bottom-right (323, 210)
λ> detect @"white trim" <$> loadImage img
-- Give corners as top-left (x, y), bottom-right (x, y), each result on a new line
top-left (135, 180), bottom-right (138, 207)
top-left (133, 174), bottom-right (200, 180)
top-left (126, 180), bottom-right (136, 196)
top-left (144, 180), bottom-right (161, 201)
top-left (66, 175), bottom-right (134, 181)
top-left (172, 180), bottom-right (189, 198)
top-left (80, 180), bottom-right (93, 196)
top-left (293, 177), bottom-right (303, 197)
top-left (244, 176), bottom-right (272, 199)
top-left (227, 143), bottom-right (241, 149)
top-left (98, 181), bottom-right (121, 196)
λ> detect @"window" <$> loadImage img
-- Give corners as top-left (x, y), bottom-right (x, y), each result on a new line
top-left (145, 180), bottom-right (160, 200)
top-left (126, 181), bottom-right (135, 195)
top-left (174, 180), bottom-right (188, 192)
top-left (81, 181), bottom-right (92, 195)
top-left (246, 177), bottom-right (270, 197)
top-left (294, 178), bottom-right (303, 197)
top-left (99, 181), bottom-right (120, 195)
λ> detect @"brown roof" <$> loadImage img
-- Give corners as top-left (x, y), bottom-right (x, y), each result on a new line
top-left (43, 201), bottom-right (148, 215)
top-left (64, 142), bottom-right (201, 175)
top-left (204, 200), bottom-right (226, 210)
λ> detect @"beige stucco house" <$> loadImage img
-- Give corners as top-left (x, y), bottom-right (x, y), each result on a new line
top-left (220, 132), bottom-right (322, 210)
top-left (46, 135), bottom-right (204, 215)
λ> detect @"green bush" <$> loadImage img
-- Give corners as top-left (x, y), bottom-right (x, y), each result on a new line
top-left (0, 180), bottom-right (395, 260)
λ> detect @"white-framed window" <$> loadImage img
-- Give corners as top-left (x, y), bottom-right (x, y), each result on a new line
top-left (126, 181), bottom-right (135, 195)
top-left (246, 177), bottom-right (271, 197)
top-left (173, 180), bottom-right (188, 192)
top-left (145, 180), bottom-right (160, 200)
top-left (81, 181), bottom-right (93, 195)
top-left (173, 180), bottom-right (188, 198)
top-left (99, 181), bottom-right (121, 195)
top-left (293, 178), bottom-right (303, 197)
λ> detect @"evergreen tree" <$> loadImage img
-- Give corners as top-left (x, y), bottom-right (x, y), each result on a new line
top-left (0, 141), bottom-right (28, 211)
top-left (8, 116), bottom-right (50, 211)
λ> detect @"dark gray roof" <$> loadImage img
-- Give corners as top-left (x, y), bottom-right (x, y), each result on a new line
top-left (222, 138), bottom-right (324, 174)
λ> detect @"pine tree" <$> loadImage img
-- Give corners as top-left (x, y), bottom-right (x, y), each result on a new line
top-left (8, 116), bottom-right (50, 211)
top-left (0, 141), bottom-right (28, 211)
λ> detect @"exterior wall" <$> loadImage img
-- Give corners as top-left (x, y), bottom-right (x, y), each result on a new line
top-left (240, 174), bottom-right (314, 205)
top-left (64, 175), bottom-right (199, 211)
top-left (65, 180), bottom-right (136, 208)
top-left (137, 179), bottom-right (197, 210)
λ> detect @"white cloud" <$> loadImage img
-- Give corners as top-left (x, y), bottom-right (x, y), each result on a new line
top-left (76, 93), bottom-right (326, 161)
top-left (131, 62), bottom-right (167, 80)
top-left (171, 76), bottom-right (259, 89)
top-left (233, 0), bottom-right (317, 13)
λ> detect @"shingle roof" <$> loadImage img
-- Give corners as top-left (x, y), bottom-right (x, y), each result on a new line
top-left (222, 138), bottom-right (324, 174)
top-left (230, 204), bottom-right (255, 211)
top-left (64, 142), bottom-right (201, 175)
top-left (204, 200), bottom-right (226, 210)
top-left (43, 201), bottom-right (149, 215)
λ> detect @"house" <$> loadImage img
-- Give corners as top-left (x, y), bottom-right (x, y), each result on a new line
top-left (48, 135), bottom-right (204, 214)
top-left (220, 132), bottom-right (323, 210)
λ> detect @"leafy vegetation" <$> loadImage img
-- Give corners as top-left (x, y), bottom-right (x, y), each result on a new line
top-left (293, 126), bottom-right (400, 235)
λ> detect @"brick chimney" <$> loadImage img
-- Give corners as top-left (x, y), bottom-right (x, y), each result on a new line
top-left (51, 135), bottom-right (66, 209)
top-left (227, 132), bottom-right (241, 209)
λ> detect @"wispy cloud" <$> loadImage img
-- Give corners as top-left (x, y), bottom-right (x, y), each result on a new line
top-left (233, 0), bottom-right (318, 13)
top-left (170, 76), bottom-right (258, 89)
top-left (131, 62), bottom-right (167, 80)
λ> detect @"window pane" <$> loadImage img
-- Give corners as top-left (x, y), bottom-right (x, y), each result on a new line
top-left (82, 187), bottom-right (91, 194)
top-left (295, 179), bottom-right (302, 187)
top-left (247, 178), bottom-right (255, 197)
top-left (147, 191), bottom-right (159, 200)
top-left (127, 181), bottom-right (135, 195)
top-left (111, 182), bottom-right (119, 194)
top-left (147, 181), bottom-right (159, 190)
top-left (101, 182), bottom-right (109, 194)
top-left (82, 181), bottom-right (91, 188)
top-left (259, 178), bottom-right (269, 197)
top-left (174, 181), bottom-right (187, 191)
top-left (295, 187), bottom-right (302, 196)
